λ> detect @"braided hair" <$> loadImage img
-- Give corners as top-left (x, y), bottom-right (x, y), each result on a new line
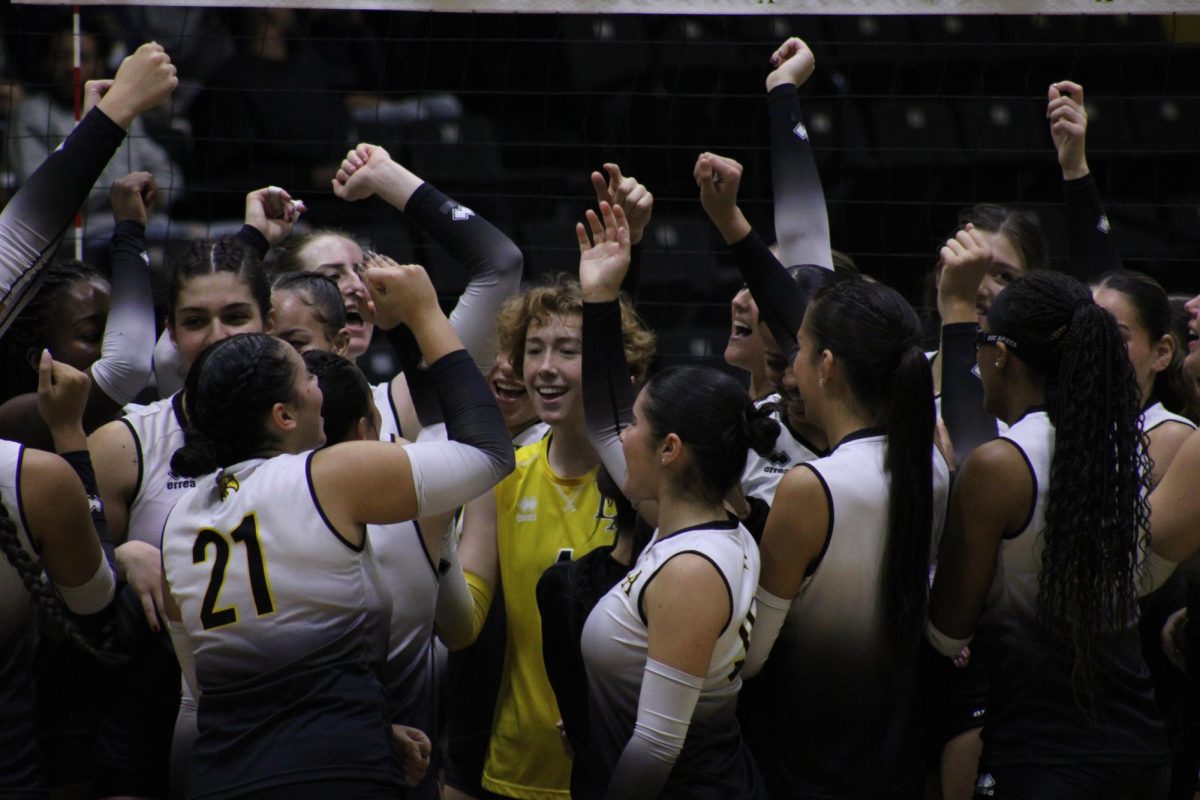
top-left (171, 334), bottom-right (299, 478)
top-left (1, 260), bottom-right (104, 400)
top-left (990, 271), bottom-right (1150, 699)
top-left (0, 500), bottom-right (122, 663)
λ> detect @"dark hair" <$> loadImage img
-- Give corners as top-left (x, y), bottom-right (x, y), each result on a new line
top-left (989, 271), bottom-right (1149, 700)
top-left (641, 365), bottom-right (779, 506)
top-left (273, 272), bottom-right (348, 342)
top-left (1167, 293), bottom-right (1194, 352)
top-left (1, 260), bottom-right (105, 399)
top-left (0, 502), bottom-right (122, 663)
top-left (805, 279), bottom-right (935, 657)
top-left (303, 349), bottom-right (371, 446)
top-left (1095, 271), bottom-right (1200, 424)
top-left (166, 237), bottom-right (270, 328)
top-left (171, 334), bottom-right (298, 478)
top-left (956, 204), bottom-right (1049, 274)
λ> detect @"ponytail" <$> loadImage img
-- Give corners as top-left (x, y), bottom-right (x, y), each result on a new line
top-left (805, 279), bottom-right (936, 658)
top-left (882, 344), bottom-right (936, 656)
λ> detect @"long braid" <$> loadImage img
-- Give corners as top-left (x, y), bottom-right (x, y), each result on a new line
top-left (1001, 272), bottom-right (1148, 705)
top-left (0, 501), bottom-right (124, 663)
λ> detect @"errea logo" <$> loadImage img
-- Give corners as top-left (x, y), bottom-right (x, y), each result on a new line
top-left (166, 471), bottom-right (197, 491)
top-left (516, 496), bottom-right (537, 523)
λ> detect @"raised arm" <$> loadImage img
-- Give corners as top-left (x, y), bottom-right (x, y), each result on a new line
top-left (333, 143), bottom-right (523, 371)
top-left (311, 260), bottom-right (514, 539)
top-left (766, 37), bottom-right (833, 270)
top-left (1048, 81), bottom-right (1122, 282)
top-left (695, 152), bottom-right (806, 362)
top-left (0, 43), bottom-right (176, 337)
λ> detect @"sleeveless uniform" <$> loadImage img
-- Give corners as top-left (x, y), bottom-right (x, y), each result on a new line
top-left (974, 410), bottom-right (1168, 794)
top-left (371, 517), bottom-right (439, 799)
top-left (744, 430), bottom-right (951, 799)
top-left (162, 453), bottom-right (399, 798)
top-left (481, 435), bottom-right (616, 799)
top-left (739, 394), bottom-right (822, 505)
top-left (581, 519), bottom-right (766, 799)
top-left (372, 382), bottom-right (404, 443)
top-left (1143, 401), bottom-right (1195, 436)
top-left (0, 441), bottom-right (42, 796)
top-left (122, 393), bottom-right (194, 546)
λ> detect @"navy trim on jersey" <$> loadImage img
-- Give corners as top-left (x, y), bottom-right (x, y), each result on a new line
top-left (304, 452), bottom-right (363, 552)
top-left (655, 517), bottom-right (739, 544)
top-left (798, 462), bottom-right (834, 577)
top-left (1009, 404), bottom-right (1047, 428)
top-left (829, 426), bottom-right (884, 454)
top-left (385, 381), bottom-right (405, 442)
top-left (779, 416), bottom-right (829, 458)
top-left (637, 549), bottom-right (736, 635)
top-left (412, 519), bottom-right (438, 578)
top-left (1144, 416), bottom-right (1195, 435)
top-left (13, 444), bottom-right (35, 553)
top-left (120, 417), bottom-right (145, 510)
top-left (995, 437), bottom-right (1037, 541)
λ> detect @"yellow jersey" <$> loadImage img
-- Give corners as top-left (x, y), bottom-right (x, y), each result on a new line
top-left (481, 436), bottom-right (616, 799)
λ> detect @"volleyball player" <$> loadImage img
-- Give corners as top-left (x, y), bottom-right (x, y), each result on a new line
top-left (1, 352), bottom-right (118, 795)
top-left (928, 271), bottom-right (1170, 799)
top-left (741, 278), bottom-right (950, 798)
top-left (268, 271), bottom-right (351, 356)
top-left (159, 259), bottom-right (513, 798)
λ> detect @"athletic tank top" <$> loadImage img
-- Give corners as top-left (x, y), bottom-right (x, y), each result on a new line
top-left (1142, 401), bottom-right (1195, 434)
top-left (162, 453), bottom-right (399, 797)
top-left (0, 440), bottom-right (40, 795)
top-left (744, 431), bottom-right (951, 798)
top-left (122, 394), bottom-right (192, 546)
top-left (740, 394), bottom-right (822, 505)
top-left (372, 381), bottom-right (403, 443)
top-left (581, 519), bottom-right (766, 798)
top-left (980, 410), bottom-right (1168, 766)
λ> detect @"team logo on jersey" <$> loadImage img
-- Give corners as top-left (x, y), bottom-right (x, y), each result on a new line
top-left (165, 470), bottom-right (197, 491)
top-left (975, 773), bottom-right (996, 797)
top-left (87, 494), bottom-right (104, 515)
top-left (516, 496), bottom-right (538, 523)
top-left (594, 496), bottom-right (618, 532)
top-left (766, 451), bottom-right (789, 467)
top-left (217, 471), bottom-right (240, 500)
top-left (621, 569), bottom-right (642, 595)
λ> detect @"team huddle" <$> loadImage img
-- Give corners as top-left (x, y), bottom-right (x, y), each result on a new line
top-left (3, 35), bottom-right (1200, 800)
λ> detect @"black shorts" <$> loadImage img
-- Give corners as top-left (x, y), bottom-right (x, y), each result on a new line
top-left (973, 762), bottom-right (1171, 800)
top-left (921, 636), bottom-right (990, 755)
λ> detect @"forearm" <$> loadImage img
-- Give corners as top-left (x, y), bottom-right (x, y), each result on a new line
top-left (728, 230), bottom-right (805, 362)
top-left (1063, 173), bottom-right (1121, 282)
top-left (939, 323), bottom-right (998, 464)
top-left (58, 450), bottom-right (115, 574)
top-left (89, 221), bottom-right (156, 404)
top-left (405, 182), bottom-right (524, 370)
top-left (582, 300), bottom-right (634, 492)
top-left (742, 585), bottom-right (790, 679)
top-left (0, 108), bottom-right (127, 337)
top-left (768, 84), bottom-right (833, 270)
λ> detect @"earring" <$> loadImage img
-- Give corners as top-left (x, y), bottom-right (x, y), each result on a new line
top-left (818, 376), bottom-right (825, 388)
top-left (993, 360), bottom-right (1000, 369)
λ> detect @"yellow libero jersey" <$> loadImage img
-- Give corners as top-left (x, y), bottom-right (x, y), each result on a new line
top-left (482, 436), bottom-right (616, 799)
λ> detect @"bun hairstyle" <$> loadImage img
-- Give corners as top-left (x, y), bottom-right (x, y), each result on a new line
top-left (171, 334), bottom-right (299, 478)
top-left (988, 271), bottom-right (1149, 699)
top-left (1095, 270), bottom-right (1200, 424)
top-left (303, 349), bottom-right (371, 447)
top-left (641, 365), bottom-right (780, 506)
top-left (804, 279), bottom-right (935, 658)
top-left (166, 237), bottom-right (270, 328)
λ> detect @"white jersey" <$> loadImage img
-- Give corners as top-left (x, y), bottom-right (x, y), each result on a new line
top-left (372, 381), bottom-right (404, 443)
top-left (512, 420), bottom-right (549, 449)
top-left (1142, 401), bottom-right (1195, 435)
top-left (162, 452), bottom-right (390, 691)
top-left (740, 394), bottom-right (822, 505)
top-left (370, 517), bottom-right (438, 725)
top-left (0, 440), bottom-right (33, 641)
top-left (122, 394), bottom-right (193, 546)
top-left (581, 519), bottom-right (759, 785)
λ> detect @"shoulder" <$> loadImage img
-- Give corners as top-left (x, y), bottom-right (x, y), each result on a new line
top-left (775, 462), bottom-right (829, 508)
top-left (88, 417), bottom-right (139, 463)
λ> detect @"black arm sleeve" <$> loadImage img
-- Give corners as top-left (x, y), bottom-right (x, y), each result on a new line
top-left (769, 84), bottom-right (833, 270)
top-left (940, 322), bottom-right (998, 465)
top-left (1063, 174), bottom-right (1121, 283)
top-left (427, 349), bottom-right (514, 474)
top-left (582, 300), bottom-right (635, 491)
top-left (233, 224), bottom-right (271, 260)
top-left (384, 325), bottom-right (443, 429)
top-left (0, 107), bottom-right (127, 337)
top-left (58, 450), bottom-right (115, 574)
top-left (728, 230), bottom-right (805, 363)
